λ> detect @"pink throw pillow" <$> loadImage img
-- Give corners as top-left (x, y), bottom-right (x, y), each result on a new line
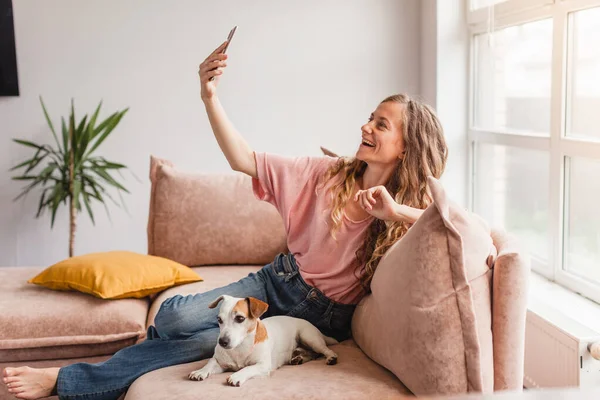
top-left (352, 176), bottom-right (495, 395)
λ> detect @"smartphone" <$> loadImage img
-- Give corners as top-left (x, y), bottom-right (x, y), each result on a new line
top-left (222, 26), bottom-right (237, 54)
top-left (209, 26), bottom-right (237, 81)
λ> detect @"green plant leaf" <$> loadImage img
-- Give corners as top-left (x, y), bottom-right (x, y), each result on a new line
top-left (88, 101), bottom-right (102, 132)
top-left (68, 101), bottom-right (75, 159)
top-left (14, 178), bottom-right (44, 201)
top-left (84, 190), bottom-right (100, 201)
top-left (36, 187), bottom-right (53, 218)
top-left (74, 115), bottom-right (87, 155)
top-left (83, 174), bottom-right (120, 207)
top-left (61, 117), bottom-right (68, 155)
top-left (12, 175), bottom-right (38, 181)
top-left (13, 139), bottom-right (44, 150)
top-left (41, 145), bottom-right (64, 166)
top-left (75, 102), bottom-right (103, 171)
top-left (86, 101), bottom-right (102, 142)
top-left (99, 158), bottom-right (126, 169)
top-left (82, 191), bottom-right (95, 225)
top-left (50, 201), bottom-right (60, 228)
top-left (24, 149), bottom-right (48, 174)
top-left (76, 118), bottom-right (92, 165)
top-left (82, 175), bottom-right (101, 198)
top-left (91, 167), bottom-right (129, 193)
top-left (10, 152), bottom-right (41, 172)
top-left (86, 108), bottom-right (129, 157)
top-left (70, 99), bottom-right (76, 135)
top-left (116, 187), bottom-right (130, 215)
top-left (38, 162), bottom-right (57, 180)
top-left (39, 96), bottom-right (62, 152)
top-left (91, 111), bottom-right (118, 140)
top-left (73, 178), bottom-right (82, 211)
top-left (83, 174), bottom-right (115, 221)
top-left (73, 118), bottom-right (89, 170)
top-left (49, 184), bottom-right (68, 228)
top-left (87, 157), bottom-right (127, 170)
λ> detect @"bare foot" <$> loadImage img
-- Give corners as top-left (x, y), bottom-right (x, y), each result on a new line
top-left (2, 367), bottom-right (59, 400)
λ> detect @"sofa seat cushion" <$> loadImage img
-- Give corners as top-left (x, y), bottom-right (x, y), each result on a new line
top-left (124, 340), bottom-right (412, 400)
top-left (147, 265), bottom-right (262, 329)
top-left (0, 267), bottom-right (149, 363)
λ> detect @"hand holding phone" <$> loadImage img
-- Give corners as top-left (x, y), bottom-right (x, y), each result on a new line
top-left (209, 26), bottom-right (237, 82)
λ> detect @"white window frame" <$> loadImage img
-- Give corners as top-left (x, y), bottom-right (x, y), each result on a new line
top-left (468, 0), bottom-right (600, 304)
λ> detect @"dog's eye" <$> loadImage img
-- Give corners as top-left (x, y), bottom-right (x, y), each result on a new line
top-left (217, 316), bottom-right (223, 324)
top-left (235, 316), bottom-right (245, 323)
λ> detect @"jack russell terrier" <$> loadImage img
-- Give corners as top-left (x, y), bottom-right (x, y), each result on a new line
top-left (188, 295), bottom-right (339, 387)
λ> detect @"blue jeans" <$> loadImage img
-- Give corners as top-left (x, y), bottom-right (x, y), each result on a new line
top-left (55, 253), bottom-right (356, 400)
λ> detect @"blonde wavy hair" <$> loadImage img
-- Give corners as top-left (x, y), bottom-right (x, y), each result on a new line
top-left (317, 94), bottom-right (448, 293)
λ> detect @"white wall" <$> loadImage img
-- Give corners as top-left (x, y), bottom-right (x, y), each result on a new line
top-left (420, 0), bottom-right (469, 208)
top-left (420, 0), bottom-right (438, 107)
top-left (0, 0), bottom-right (422, 266)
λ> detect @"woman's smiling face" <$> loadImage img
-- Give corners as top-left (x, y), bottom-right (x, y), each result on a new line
top-left (356, 101), bottom-right (405, 166)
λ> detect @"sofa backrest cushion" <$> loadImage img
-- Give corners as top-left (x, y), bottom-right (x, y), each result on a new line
top-left (147, 156), bottom-right (287, 266)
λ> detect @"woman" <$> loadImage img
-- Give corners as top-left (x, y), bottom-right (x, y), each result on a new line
top-left (2, 40), bottom-right (447, 400)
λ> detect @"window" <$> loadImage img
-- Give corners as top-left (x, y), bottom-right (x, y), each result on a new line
top-left (564, 157), bottom-right (600, 284)
top-left (474, 144), bottom-right (550, 261)
top-left (567, 6), bottom-right (600, 140)
top-left (474, 19), bottom-right (553, 134)
top-left (469, 0), bottom-right (600, 304)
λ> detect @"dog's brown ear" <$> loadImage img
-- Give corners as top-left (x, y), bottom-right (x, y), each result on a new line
top-left (245, 297), bottom-right (269, 319)
top-left (208, 296), bottom-right (225, 309)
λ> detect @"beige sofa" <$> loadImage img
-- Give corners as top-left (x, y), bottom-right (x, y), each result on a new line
top-left (0, 157), bottom-right (530, 400)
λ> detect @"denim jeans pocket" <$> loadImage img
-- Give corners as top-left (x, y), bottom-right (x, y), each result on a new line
top-left (318, 308), bottom-right (354, 342)
top-left (288, 298), bottom-right (332, 330)
top-left (286, 298), bottom-right (312, 319)
top-left (270, 253), bottom-right (299, 281)
top-left (327, 308), bottom-right (353, 332)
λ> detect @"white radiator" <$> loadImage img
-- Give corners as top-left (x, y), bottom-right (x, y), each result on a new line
top-left (524, 280), bottom-right (600, 389)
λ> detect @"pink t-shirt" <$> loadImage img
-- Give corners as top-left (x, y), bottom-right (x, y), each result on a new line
top-left (252, 152), bottom-right (374, 304)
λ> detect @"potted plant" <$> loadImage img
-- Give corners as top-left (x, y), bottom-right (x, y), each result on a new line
top-left (10, 97), bottom-right (130, 257)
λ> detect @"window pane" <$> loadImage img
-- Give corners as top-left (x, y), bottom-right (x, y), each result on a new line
top-left (564, 157), bottom-right (600, 283)
top-left (567, 7), bottom-right (600, 140)
top-left (474, 143), bottom-right (550, 261)
top-left (474, 19), bottom-right (552, 134)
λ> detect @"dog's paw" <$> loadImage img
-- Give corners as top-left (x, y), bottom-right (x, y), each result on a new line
top-left (290, 355), bottom-right (304, 365)
top-left (189, 369), bottom-right (209, 381)
top-left (226, 372), bottom-right (245, 387)
top-left (326, 354), bottom-right (338, 365)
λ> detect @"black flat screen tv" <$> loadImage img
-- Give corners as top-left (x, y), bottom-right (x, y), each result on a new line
top-left (0, 0), bottom-right (19, 96)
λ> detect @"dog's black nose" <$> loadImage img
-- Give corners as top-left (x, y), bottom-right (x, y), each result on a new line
top-left (219, 337), bottom-right (230, 348)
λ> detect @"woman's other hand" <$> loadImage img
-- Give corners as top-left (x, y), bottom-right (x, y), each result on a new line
top-left (353, 186), bottom-right (399, 221)
top-left (354, 186), bottom-right (425, 224)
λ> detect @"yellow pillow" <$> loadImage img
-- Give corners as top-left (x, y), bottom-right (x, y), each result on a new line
top-left (28, 251), bottom-right (203, 299)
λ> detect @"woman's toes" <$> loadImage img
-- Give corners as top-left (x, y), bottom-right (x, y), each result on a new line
top-left (8, 385), bottom-right (22, 393)
top-left (5, 367), bottom-right (26, 376)
top-left (4, 377), bottom-right (20, 384)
